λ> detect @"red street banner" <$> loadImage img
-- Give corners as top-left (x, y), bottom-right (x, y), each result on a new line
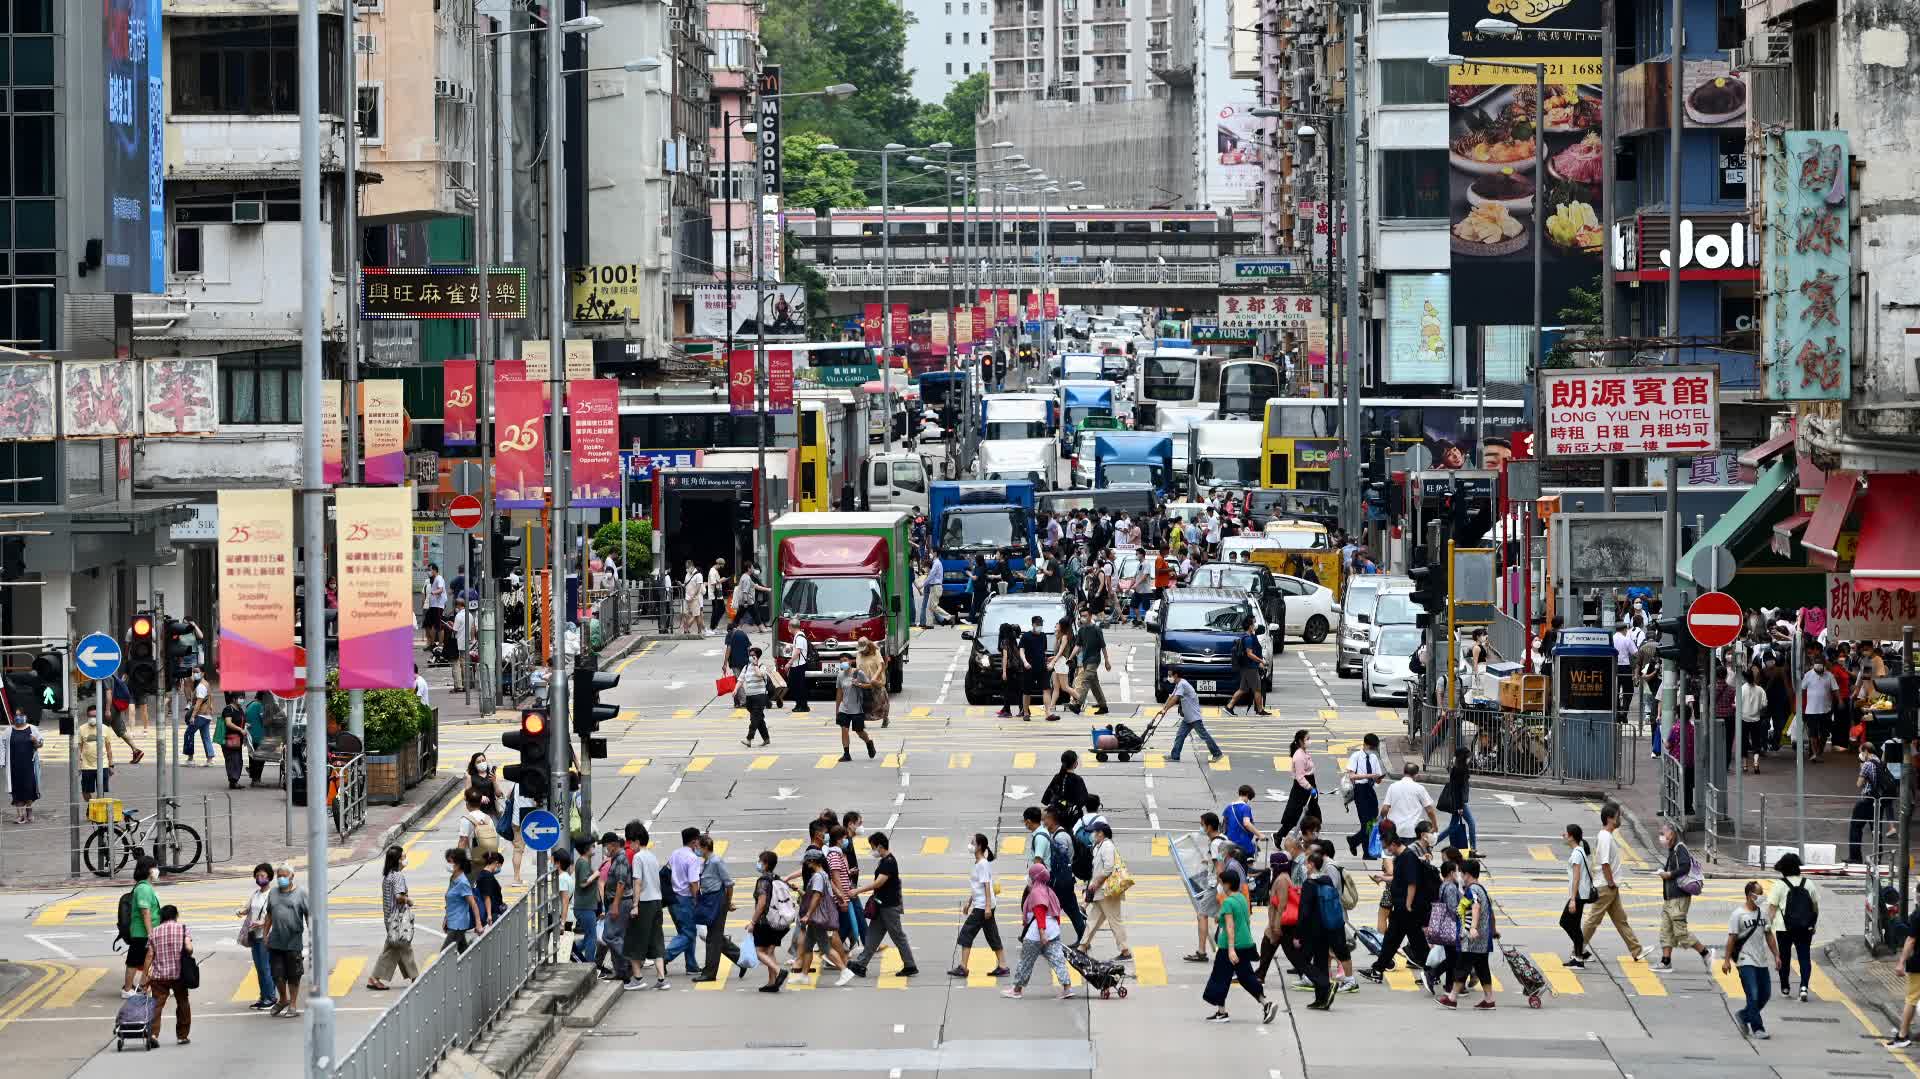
top-left (1043, 289), bottom-right (1059, 319)
top-left (889, 303), bottom-right (910, 345)
top-left (972, 305), bottom-right (988, 341)
top-left (215, 489), bottom-right (295, 692)
top-left (995, 291), bottom-right (1012, 323)
top-left (767, 349), bottom-right (794, 414)
top-left (568, 379), bottom-right (620, 509)
top-left (978, 288), bottom-right (991, 306)
top-left (862, 303), bottom-right (882, 345)
top-left (1026, 291), bottom-right (1041, 321)
top-left (444, 358), bottom-right (477, 446)
top-left (728, 349), bottom-right (756, 416)
top-left (494, 375), bottom-right (546, 509)
top-left (496, 358), bottom-right (528, 383)
top-left (361, 379), bottom-right (407, 485)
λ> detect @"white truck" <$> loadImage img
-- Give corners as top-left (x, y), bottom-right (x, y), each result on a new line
top-left (981, 394), bottom-right (1052, 441)
top-left (1186, 420), bottom-right (1264, 496)
top-left (861, 449), bottom-right (933, 515)
top-left (978, 438), bottom-right (1061, 490)
top-left (1153, 404), bottom-right (1215, 486)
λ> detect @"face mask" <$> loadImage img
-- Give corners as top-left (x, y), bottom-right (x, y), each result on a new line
top-left (256, 875), bottom-right (270, 887)
top-left (277, 875), bottom-right (292, 887)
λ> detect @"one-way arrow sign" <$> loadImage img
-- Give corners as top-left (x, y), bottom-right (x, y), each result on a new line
top-left (1004, 785), bottom-right (1033, 801)
top-left (74, 633), bottom-right (122, 681)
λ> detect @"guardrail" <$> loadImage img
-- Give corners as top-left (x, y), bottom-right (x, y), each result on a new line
top-left (332, 875), bottom-right (559, 1079)
top-left (330, 754), bottom-right (368, 839)
top-left (1411, 698), bottom-right (1634, 786)
top-left (820, 263), bottom-right (1223, 289)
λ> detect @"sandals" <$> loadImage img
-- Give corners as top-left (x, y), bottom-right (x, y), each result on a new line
top-left (364, 981), bottom-right (390, 991)
top-left (1183, 950), bottom-right (1209, 963)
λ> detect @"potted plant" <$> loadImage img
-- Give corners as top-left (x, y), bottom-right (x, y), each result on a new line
top-left (329, 684), bottom-right (425, 804)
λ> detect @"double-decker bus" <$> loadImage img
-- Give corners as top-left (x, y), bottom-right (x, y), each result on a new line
top-left (1259, 396), bottom-right (1529, 489)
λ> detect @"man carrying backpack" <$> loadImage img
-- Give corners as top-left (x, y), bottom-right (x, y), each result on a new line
top-left (1765, 852), bottom-right (1819, 1002)
top-left (1850, 742), bottom-right (1897, 866)
top-left (119, 857), bottom-right (160, 996)
top-left (1044, 806), bottom-right (1088, 944)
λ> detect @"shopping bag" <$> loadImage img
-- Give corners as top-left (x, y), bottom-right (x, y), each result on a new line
top-left (1365, 821), bottom-right (1383, 860)
top-left (715, 675), bottom-right (738, 698)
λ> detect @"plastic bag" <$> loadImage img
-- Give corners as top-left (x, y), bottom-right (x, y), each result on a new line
top-left (715, 675), bottom-right (738, 698)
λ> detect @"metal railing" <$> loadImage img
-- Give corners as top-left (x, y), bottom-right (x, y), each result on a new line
top-left (332, 875), bottom-right (560, 1079)
top-left (1411, 697), bottom-right (1633, 786)
top-left (1750, 791), bottom-right (1897, 869)
top-left (330, 754), bottom-right (368, 840)
top-left (819, 262), bottom-right (1223, 289)
top-left (0, 792), bottom-right (235, 887)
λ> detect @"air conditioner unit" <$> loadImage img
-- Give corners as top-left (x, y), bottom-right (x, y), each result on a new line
top-left (232, 200), bottom-right (266, 225)
top-left (671, 17), bottom-right (684, 32)
top-left (1730, 29), bottom-right (1792, 70)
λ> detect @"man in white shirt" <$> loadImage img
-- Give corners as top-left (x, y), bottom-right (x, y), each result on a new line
top-left (424, 563), bottom-right (449, 650)
top-left (451, 602), bottom-right (477, 691)
top-left (1799, 657), bottom-right (1841, 756)
top-left (705, 560), bottom-right (727, 636)
top-left (1342, 734), bottom-right (1387, 856)
top-left (412, 664), bottom-right (431, 707)
top-left (1382, 762), bottom-right (1438, 841)
top-left (1579, 802), bottom-right (1649, 962)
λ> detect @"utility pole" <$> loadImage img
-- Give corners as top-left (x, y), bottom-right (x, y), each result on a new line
top-left (474, 8), bottom-right (498, 715)
top-left (344, 0), bottom-right (365, 745)
top-left (1341, 3), bottom-right (1364, 536)
top-left (544, 0), bottom-right (572, 836)
top-left (297, 0), bottom-right (335, 1072)
top-left (1660, 0), bottom-right (1684, 744)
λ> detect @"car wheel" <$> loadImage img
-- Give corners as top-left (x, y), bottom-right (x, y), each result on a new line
top-left (1361, 682), bottom-right (1373, 705)
top-left (965, 684), bottom-right (985, 706)
top-left (1153, 681), bottom-right (1169, 703)
top-left (1303, 616), bottom-right (1329, 644)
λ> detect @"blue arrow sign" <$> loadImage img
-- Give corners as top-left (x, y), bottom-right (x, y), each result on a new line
top-left (519, 809), bottom-right (563, 853)
top-left (74, 633), bottom-right (122, 681)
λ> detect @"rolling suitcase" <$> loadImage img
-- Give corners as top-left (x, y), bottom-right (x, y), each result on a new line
top-left (114, 990), bottom-right (158, 1051)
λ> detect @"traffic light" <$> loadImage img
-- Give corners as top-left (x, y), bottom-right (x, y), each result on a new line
top-left (3, 664), bottom-right (44, 724)
top-left (127, 613), bottom-right (159, 698)
top-left (573, 658), bottom-right (618, 759)
top-left (1652, 615), bottom-right (1698, 670)
top-left (31, 650), bottom-right (62, 714)
top-left (500, 708), bottom-right (552, 805)
top-left (163, 619), bottom-right (201, 685)
top-left (1451, 489), bottom-right (1494, 549)
top-left (491, 522), bottom-right (522, 582)
top-left (1875, 673), bottom-right (1920, 739)
top-left (1407, 561), bottom-right (1447, 628)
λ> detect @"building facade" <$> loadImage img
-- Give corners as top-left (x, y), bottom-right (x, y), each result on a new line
top-left (904, 0), bottom-right (992, 101)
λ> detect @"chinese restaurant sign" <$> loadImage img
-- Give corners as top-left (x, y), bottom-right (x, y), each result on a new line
top-left (1825, 574), bottom-right (1920, 640)
top-left (359, 267), bottom-right (529, 320)
top-left (1538, 366), bottom-right (1720, 457)
top-left (1217, 293), bottom-right (1322, 331)
top-left (1761, 131), bottom-right (1851, 401)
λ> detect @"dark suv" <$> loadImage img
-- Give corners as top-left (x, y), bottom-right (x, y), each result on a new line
top-left (962, 593), bottom-right (1072, 705)
top-left (1153, 588), bottom-right (1263, 702)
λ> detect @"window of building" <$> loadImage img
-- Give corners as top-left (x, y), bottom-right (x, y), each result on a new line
top-left (1377, 59), bottom-right (1446, 105)
top-left (219, 348), bottom-right (304, 425)
top-left (174, 226), bottom-right (203, 275)
top-left (705, 163), bottom-right (752, 202)
top-left (946, 62), bottom-right (954, 74)
top-left (355, 84), bottom-right (382, 144)
top-left (171, 16), bottom-right (341, 115)
top-left (1379, 150), bottom-right (1448, 218)
top-left (711, 29), bottom-right (747, 69)
top-left (0, 442), bottom-right (53, 505)
top-left (66, 441), bottom-right (105, 498)
top-left (946, 1), bottom-right (952, 10)
top-left (174, 188), bottom-right (301, 223)
top-left (0, 10), bottom-right (56, 352)
top-left (962, 32), bottom-right (969, 44)
top-left (964, 62), bottom-right (972, 73)
top-left (707, 98), bottom-right (722, 131)
top-left (946, 32), bottom-right (953, 44)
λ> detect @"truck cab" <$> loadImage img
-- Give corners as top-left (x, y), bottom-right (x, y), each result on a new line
top-left (770, 511), bottom-right (912, 693)
top-left (862, 450), bottom-right (931, 515)
top-left (1186, 420), bottom-right (1264, 498)
top-left (928, 480), bottom-right (1038, 600)
top-left (1093, 431), bottom-right (1175, 497)
top-left (978, 438), bottom-right (1059, 490)
top-left (979, 393), bottom-right (1055, 441)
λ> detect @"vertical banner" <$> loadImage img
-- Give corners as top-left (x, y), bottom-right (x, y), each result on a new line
top-left (444, 358), bottom-right (478, 445)
top-left (757, 65), bottom-right (783, 202)
top-left (336, 486), bottom-right (414, 690)
top-left (1044, 289), bottom-right (1059, 320)
top-left (1761, 132), bottom-right (1851, 400)
top-left (322, 379), bottom-right (344, 485)
top-left (995, 290), bottom-right (1012, 324)
top-left (767, 349), bottom-right (795, 414)
top-left (930, 310), bottom-right (950, 348)
top-left (494, 375), bottom-right (547, 508)
top-left (362, 379), bottom-right (406, 485)
top-left (727, 349), bottom-right (756, 416)
top-left (955, 306), bottom-right (974, 343)
top-left (972, 304), bottom-right (988, 342)
top-left (1446, 0), bottom-right (1603, 326)
top-left (568, 379), bottom-right (621, 508)
top-left (1025, 291), bottom-right (1040, 321)
top-left (862, 302), bottom-right (883, 345)
top-left (888, 304), bottom-right (910, 345)
top-left (215, 489), bottom-right (295, 692)
top-left (496, 358), bottom-right (528, 383)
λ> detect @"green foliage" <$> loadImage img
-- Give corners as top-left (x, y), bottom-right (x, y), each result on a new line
top-left (783, 131), bottom-right (866, 211)
top-left (906, 73), bottom-right (987, 151)
top-left (324, 675), bottom-right (425, 757)
top-left (784, 231), bottom-right (836, 338)
top-left (591, 519), bottom-right (654, 572)
top-left (1545, 274), bottom-right (1605, 369)
top-left (763, 0), bottom-right (917, 151)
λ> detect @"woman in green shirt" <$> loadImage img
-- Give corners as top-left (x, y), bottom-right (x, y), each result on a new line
top-left (1201, 866), bottom-right (1278, 1024)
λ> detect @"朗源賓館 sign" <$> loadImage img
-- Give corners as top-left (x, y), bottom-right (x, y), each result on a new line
top-left (1761, 131), bottom-right (1851, 401)
top-left (1538, 366), bottom-right (1720, 457)
top-left (1216, 293), bottom-right (1321, 331)
top-left (1825, 574), bottom-right (1920, 641)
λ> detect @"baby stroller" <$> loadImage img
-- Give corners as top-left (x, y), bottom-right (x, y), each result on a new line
top-left (1065, 945), bottom-right (1130, 998)
top-left (1090, 717), bottom-right (1161, 763)
top-left (1501, 944), bottom-right (1550, 1008)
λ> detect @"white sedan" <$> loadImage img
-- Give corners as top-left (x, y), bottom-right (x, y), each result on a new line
top-left (1362, 623), bottom-right (1423, 704)
top-left (1271, 573), bottom-right (1336, 644)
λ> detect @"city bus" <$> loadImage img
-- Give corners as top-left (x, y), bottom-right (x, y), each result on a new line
top-left (620, 389), bottom-right (860, 514)
top-left (1259, 396), bottom-right (1529, 489)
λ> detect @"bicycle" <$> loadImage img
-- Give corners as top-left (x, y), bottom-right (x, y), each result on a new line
top-left (82, 798), bottom-right (203, 878)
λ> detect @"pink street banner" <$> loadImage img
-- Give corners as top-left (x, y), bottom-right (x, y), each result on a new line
top-left (362, 379), bottom-right (406, 485)
top-left (767, 350), bottom-right (794, 414)
top-left (215, 489), bottom-right (296, 691)
top-left (444, 358), bottom-right (477, 445)
top-left (322, 379), bottom-right (344, 484)
top-left (336, 486), bottom-right (414, 689)
top-left (494, 375), bottom-right (547, 509)
top-left (568, 379), bottom-right (620, 508)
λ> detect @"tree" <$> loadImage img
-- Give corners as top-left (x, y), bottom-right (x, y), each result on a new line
top-left (905, 73), bottom-right (986, 151)
top-left (762, 0), bottom-right (917, 152)
top-left (1545, 273), bottom-right (1604, 369)
top-left (783, 131), bottom-right (865, 211)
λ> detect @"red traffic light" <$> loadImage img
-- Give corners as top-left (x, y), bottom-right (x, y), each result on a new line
top-left (130, 615), bottom-right (153, 639)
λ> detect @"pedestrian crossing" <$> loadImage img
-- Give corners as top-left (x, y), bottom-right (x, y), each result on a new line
top-left (600, 748), bottom-right (1246, 772)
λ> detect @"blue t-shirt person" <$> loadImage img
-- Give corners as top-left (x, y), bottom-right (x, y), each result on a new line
top-left (1223, 800), bottom-right (1257, 853)
top-left (445, 875), bottom-right (477, 932)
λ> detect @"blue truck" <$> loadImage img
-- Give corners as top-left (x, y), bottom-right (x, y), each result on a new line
top-left (928, 479), bottom-right (1038, 602)
top-left (1059, 382), bottom-right (1116, 433)
top-left (1093, 431), bottom-right (1175, 497)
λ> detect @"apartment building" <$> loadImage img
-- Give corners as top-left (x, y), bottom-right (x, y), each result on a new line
top-left (903, 0), bottom-right (991, 101)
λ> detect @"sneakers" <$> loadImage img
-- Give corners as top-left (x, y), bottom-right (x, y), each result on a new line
top-left (1338, 977), bottom-right (1360, 994)
top-left (947, 966), bottom-right (970, 978)
top-left (839, 751), bottom-right (853, 762)
top-left (866, 740), bottom-right (877, 759)
top-left (899, 966), bottom-right (919, 978)
top-left (1651, 961), bottom-right (1674, 973)
top-left (655, 978), bottom-right (671, 990)
top-left (1887, 1037), bottom-right (1913, 1049)
top-left (1437, 995), bottom-right (1458, 1009)
top-left (1699, 948), bottom-right (1713, 971)
top-left (835, 968), bottom-right (857, 987)
top-left (1751, 1028), bottom-right (1770, 1040)
top-left (1261, 999), bottom-right (1279, 1024)
top-left (1563, 955), bottom-right (1587, 969)
top-left (1633, 946), bottom-right (1654, 963)
top-left (1205, 1011), bottom-right (1231, 1023)
top-left (1472, 999), bottom-right (1497, 1010)
top-left (622, 979), bottom-right (647, 991)
top-left (1360, 968), bottom-right (1385, 984)
top-left (1291, 978), bottom-right (1315, 991)
top-left (1002, 987), bottom-right (1024, 999)
top-left (1799, 987), bottom-right (1809, 1002)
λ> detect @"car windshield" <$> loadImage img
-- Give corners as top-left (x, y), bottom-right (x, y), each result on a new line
top-left (1346, 582), bottom-right (1382, 620)
top-left (1064, 406), bottom-right (1110, 428)
top-left (1190, 565), bottom-right (1261, 593)
top-left (1198, 457), bottom-right (1260, 486)
top-left (985, 420), bottom-right (1047, 441)
top-left (1165, 601), bottom-right (1248, 633)
top-left (1142, 357), bottom-right (1198, 401)
top-left (1376, 627), bottom-right (1421, 656)
top-left (941, 509), bottom-right (1023, 552)
top-left (1264, 528), bottom-right (1322, 551)
top-left (985, 469), bottom-right (1047, 488)
top-left (1373, 594), bottom-right (1418, 626)
top-left (981, 603), bottom-right (1056, 646)
top-left (782, 577), bottom-right (885, 619)
top-left (1101, 463), bottom-right (1165, 490)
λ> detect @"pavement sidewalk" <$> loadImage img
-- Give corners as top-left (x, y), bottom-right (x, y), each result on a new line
top-left (0, 626), bottom-right (657, 891)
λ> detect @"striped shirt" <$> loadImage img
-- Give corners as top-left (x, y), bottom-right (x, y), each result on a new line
top-left (148, 920), bottom-right (191, 981)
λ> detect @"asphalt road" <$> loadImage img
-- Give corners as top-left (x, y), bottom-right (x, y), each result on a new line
top-left (1, 618), bottom-right (1904, 1078)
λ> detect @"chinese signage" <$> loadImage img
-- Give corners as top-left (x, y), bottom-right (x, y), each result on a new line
top-left (322, 379), bottom-right (343, 484)
top-left (1761, 131), bottom-right (1851, 402)
top-left (1719, 133), bottom-right (1748, 201)
top-left (336, 486), bottom-right (414, 689)
top-left (568, 379), bottom-right (620, 509)
top-left (1538, 366), bottom-right (1720, 457)
top-left (144, 358), bottom-right (218, 435)
top-left (570, 264), bottom-right (645, 322)
top-left (524, 339), bottom-right (595, 382)
top-left (1217, 292), bottom-right (1321, 330)
top-left (444, 359), bottom-right (477, 446)
top-left (767, 349), bottom-right (794, 414)
top-left (493, 375), bottom-right (546, 509)
top-left (61, 361), bottom-right (138, 437)
top-left (1826, 574), bottom-right (1920, 641)
top-left (621, 449), bottom-right (700, 481)
top-left (0, 363), bottom-right (55, 441)
top-left (359, 267), bottom-right (529, 320)
top-left (215, 489), bottom-right (295, 692)
top-left (815, 363), bottom-right (879, 388)
top-left (1385, 274), bottom-right (1452, 384)
top-left (362, 379), bottom-right (406, 485)
top-left (954, 306), bottom-right (974, 343)
top-left (104, 0), bottom-right (164, 295)
top-left (889, 303), bottom-right (910, 345)
top-left (727, 349), bottom-right (756, 416)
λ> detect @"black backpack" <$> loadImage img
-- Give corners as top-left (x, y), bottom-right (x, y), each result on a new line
top-left (1070, 829), bottom-right (1094, 882)
top-left (115, 888), bottom-right (135, 947)
top-left (1873, 760), bottom-right (1900, 800)
top-left (1782, 879), bottom-right (1817, 932)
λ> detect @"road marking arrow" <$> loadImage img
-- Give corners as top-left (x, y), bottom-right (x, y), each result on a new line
top-left (1266, 788), bottom-right (1288, 802)
top-left (664, 680), bottom-right (686, 691)
top-left (772, 787), bottom-right (801, 800)
top-left (1004, 785), bottom-right (1032, 800)
top-left (1490, 792), bottom-right (1524, 810)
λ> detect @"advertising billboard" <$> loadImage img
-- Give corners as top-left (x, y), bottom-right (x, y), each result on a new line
top-left (104, 0), bottom-right (164, 294)
top-left (692, 284), bottom-right (807, 339)
top-left (1384, 274), bottom-right (1452, 384)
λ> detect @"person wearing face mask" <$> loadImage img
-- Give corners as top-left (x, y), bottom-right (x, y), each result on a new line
top-left (444, 848), bottom-right (481, 954)
top-left (236, 862), bottom-right (278, 1009)
top-left (4, 708), bottom-right (43, 823)
top-left (834, 655), bottom-right (878, 762)
top-left (1653, 821), bottom-right (1711, 972)
top-left (263, 862), bottom-right (310, 1017)
top-left (368, 845), bottom-right (418, 990)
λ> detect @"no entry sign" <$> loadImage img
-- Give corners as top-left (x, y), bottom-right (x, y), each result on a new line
top-left (1687, 591), bottom-right (1742, 649)
top-left (449, 494), bottom-right (483, 531)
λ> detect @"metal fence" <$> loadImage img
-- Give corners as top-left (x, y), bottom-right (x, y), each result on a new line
top-left (823, 262), bottom-right (1222, 289)
top-left (1749, 791), bottom-right (1897, 869)
top-left (0, 792), bottom-right (236, 887)
top-left (1411, 697), bottom-right (1634, 786)
top-left (330, 754), bottom-right (367, 839)
top-left (332, 876), bottom-right (560, 1079)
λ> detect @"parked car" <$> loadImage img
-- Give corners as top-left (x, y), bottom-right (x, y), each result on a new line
top-left (1362, 624), bottom-right (1423, 704)
top-left (1153, 588), bottom-right (1264, 702)
top-left (962, 593), bottom-right (1072, 705)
